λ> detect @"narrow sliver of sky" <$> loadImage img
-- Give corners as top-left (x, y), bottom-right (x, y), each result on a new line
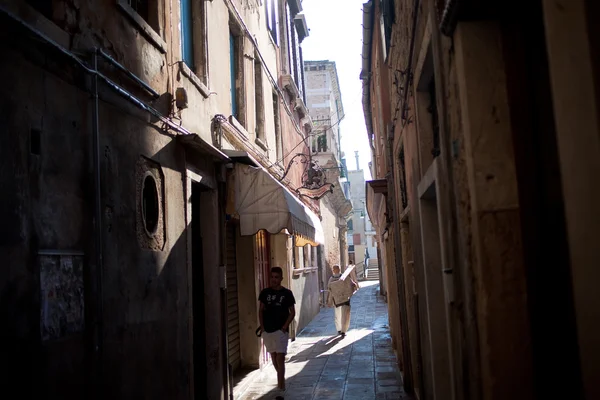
top-left (302, 0), bottom-right (372, 179)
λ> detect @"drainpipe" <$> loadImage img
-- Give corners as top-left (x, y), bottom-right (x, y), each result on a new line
top-left (91, 49), bottom-right (105, 398)
top-left (218, 168), bottom-right (233, 400)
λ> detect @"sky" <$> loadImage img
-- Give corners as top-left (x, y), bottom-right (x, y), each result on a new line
top-left (301, 0), bottom-right (372, 179)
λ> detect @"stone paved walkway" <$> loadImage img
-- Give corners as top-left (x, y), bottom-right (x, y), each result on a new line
top-left (238, 281), bottom-right (407, 400)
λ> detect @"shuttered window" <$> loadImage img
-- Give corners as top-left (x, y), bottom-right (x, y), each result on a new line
top-left (230, 32), bottom-right (238, 118)
top-left (382, 0), bottom-right (395, 56)
top-left (180, 0), bottom-right (194, 67)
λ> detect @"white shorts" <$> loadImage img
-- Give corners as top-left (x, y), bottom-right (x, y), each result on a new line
top-left (262, 330), bottom-right (289, 354)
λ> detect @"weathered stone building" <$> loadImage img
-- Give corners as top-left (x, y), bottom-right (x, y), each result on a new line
top-left (0, 0), bottom-right (322, 398)
top-left (304, 60), bottom-right (352, 297)
top-left (346, 152), bottom-right (378, 280)
top-left (363, 0), bottom-right (600, 399)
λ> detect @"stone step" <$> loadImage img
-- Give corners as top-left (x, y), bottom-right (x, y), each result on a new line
top-left (365, 268), bottom-right (380, 281)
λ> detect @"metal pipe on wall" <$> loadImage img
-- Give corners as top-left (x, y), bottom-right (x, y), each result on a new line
top-left (91, 49), bottom-right (105, 399)
top-left (219, 170), bottom-right (233, 400)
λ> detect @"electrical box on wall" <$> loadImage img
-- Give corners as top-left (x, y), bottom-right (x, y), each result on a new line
top-left (175, 87), bottom-right (188, 109)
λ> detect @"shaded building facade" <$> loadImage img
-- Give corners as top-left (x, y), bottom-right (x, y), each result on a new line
top-left (0, 0), bottom-right (322, 398)
top-left (362, 0), bottom-right (600, 399)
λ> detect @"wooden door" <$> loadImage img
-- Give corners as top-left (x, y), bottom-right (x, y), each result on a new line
top-left (254, 230), bottom-right (270, 364)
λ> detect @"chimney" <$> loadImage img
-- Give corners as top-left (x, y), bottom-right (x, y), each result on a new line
top-left (354, 151), bottom-right (360, 171)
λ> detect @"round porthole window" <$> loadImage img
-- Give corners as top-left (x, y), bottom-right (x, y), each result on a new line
top-left (142, 174), bottom-right (159, 235)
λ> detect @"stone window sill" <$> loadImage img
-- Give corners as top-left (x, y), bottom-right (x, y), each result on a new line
top-left (178, 62), bottom-right (209, 98)
top-left (255, 137), bottom-right (268, 152)
top-left (117, 0), bottom-right (167, 54)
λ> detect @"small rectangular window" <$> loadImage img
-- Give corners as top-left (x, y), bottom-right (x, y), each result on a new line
top-left (303, 245), bottom-right (310, 268)
top-left (254, 54), bottom-right (265, 141)
top-left (127, 0), bottom-right (161, 33)
top-left (273, 92), bottom-right (282, 160)
top-left (266, 0), bottom-right (279, 44)
top-left (295, 245), bottom-right (304, 269)
top-left (230, 32), bottom-right (239, 118)
top-left (285, 3), bottom-right (294, 76)
top-left (398, 147), bottom-right (408, 209)
top-left (291, 24), bottom-right (301, 94)
top-left (428, 78), bottom-right (441, 158)
top-left (30, 129), bottom-right (41, 155)
top-left (382, 0), bottom-right (395, 57)
top-left (130, 0), bottom-right (149, 20)
top-left (229, 17), bottom-right (246, 126)
top-left (416, 45), bottom-right (440, 172)
top-left (26, 0), bottom-right (52, 19)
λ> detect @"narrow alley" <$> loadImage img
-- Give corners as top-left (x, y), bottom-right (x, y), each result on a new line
top-left (2, 0), bottom-right (598, 398)
top-left (237, 282), bottom-right (406, 400)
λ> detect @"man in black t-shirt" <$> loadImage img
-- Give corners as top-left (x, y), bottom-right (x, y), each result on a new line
top-left (258, 266), bottom-right (296, 394)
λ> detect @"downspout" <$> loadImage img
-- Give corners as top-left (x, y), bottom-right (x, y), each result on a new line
top-left (91, 49), bottom-right (104, 398)
top-left (361, 1), bottom-right (375, 154)
top-left (218, 168), bottom-right (233, 400)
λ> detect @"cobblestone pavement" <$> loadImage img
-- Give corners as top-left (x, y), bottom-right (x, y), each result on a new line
top-left (238, 281), bottom-right (407, 400)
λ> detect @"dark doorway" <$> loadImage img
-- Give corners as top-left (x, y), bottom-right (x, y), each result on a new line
top-left (191, 182), bottom-right (207, 399)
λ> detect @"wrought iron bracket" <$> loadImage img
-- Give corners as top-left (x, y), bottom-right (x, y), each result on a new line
top-left (279, 153), bottom-right (334, 200)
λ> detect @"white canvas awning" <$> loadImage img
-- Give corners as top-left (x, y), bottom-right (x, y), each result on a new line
top-left (234, 163), bottom-right (325, 246)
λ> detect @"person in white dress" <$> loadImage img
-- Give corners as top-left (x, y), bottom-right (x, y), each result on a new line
top-left (327, 265), bottom-right (358, 337)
